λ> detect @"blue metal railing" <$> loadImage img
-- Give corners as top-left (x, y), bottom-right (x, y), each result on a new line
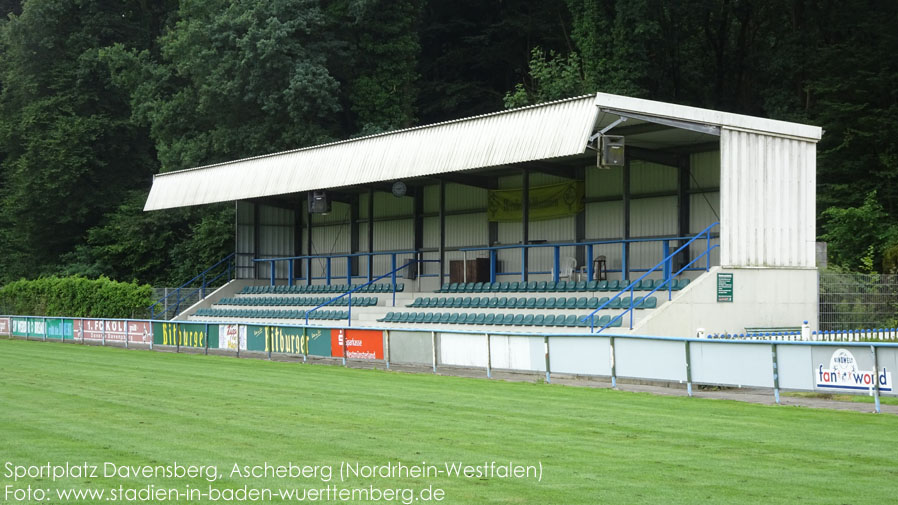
top-left (303, 259), bottom-right (439, 327)
top-left (253, 250), bottom-right (428, 286)
top-left (149, 253), bottom-right (235, 320)
top-left (458, 233), bottom-right (715, 284)
top-left (581, 222), bottom-right (720, 333)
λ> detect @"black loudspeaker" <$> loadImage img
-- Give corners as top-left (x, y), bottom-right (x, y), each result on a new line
top-left (308, 191), bottom-right (331, 214)
top-left (600, 135), bottom-right (625, 167)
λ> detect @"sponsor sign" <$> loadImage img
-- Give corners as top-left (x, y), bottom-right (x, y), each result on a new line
top-left (717, 273), bottom-right (733, 302)
top-left (0, 318), bottom-right (10, 336)
top-left (75, 320), bottom-right (153, 343)
top-left (245, 325), bottom-right (307, 354)
top-left (331, 329), bottom-right (383, 360)
top-left (46, 319), bottom-right (74, 340)
top-left (11, 318), bottom-right (45, 337)
top-left (306, 328), bottom-right (332, 357)
top-left (152, 322), bottom-right (218, 348)
top-left (218, 324), bottom-right (245, 351)
top-left (815, 348), bottom-right (892, 392)
top-left (488, 181), bottom-right (585, 222)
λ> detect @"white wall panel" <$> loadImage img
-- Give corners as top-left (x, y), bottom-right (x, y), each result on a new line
top-left (439, 333), bottom-right (488, 367)
top-left (630, 196), bottom-right (677, 238)
top-left (549, 337), bottom-right (612, 376)
top-left (690, 151), bottom-right (720, 189)
top-left (586, 166), bottom-right (622, 198)
top-left (630, 161), bottom-right (677, 194)
top-left (236, 201), bottom-right (255, 279)
top-left (720, 130), bottom-right (815, 267)
top-left (490, 335), bottom-right (544, 371)
top-left (585, 201), bottom-right (623, 240)
top-left (691, 342), bottom-right (774, 387)
top-left (689, 192), bottom-right (720, 234)
top-left (446, 213), bottom-right (489, 248)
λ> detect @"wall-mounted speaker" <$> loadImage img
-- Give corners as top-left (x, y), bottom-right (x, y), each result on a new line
top-left (308, 191), bottom-right (331, 214)
top-left (599, 135), bottom-right (625, 167)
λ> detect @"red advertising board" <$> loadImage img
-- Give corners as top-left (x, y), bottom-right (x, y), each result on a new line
top-left (74, 319), bottom-right (153, 343)
top-left (330, 328), bottom-right (383, 359)
top-left (0, 318), bottom-right (9, 336)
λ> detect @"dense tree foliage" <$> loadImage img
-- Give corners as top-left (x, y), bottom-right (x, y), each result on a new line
top-left (0, 0), bottom-right (896, 287)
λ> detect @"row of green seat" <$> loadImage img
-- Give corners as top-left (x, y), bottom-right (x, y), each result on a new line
top-left (377, 311), bottom-right (622, 328)
top-left (218, 296), bottom-right (378, 307)
top-left (408, 295), bottom-right (657, 310)
top-left (240, 283), bottom-right (404, 295)
top-left (195, 308), bottom-right (348, 320)
top-left (437, 278), bottom-right (688, 294)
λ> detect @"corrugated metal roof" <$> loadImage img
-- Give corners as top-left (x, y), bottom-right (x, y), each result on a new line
top-left (144, 95), bottom-right (600, 211)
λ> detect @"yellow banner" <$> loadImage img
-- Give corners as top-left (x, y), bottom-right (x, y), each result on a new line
top-left (487, 181), bottom-right (584, 222)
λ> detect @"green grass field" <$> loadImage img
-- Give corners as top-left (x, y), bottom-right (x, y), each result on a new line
top-left (1, 339), bottom-right (896, 504)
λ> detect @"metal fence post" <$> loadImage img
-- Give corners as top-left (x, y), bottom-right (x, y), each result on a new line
top-left (176, 322), bottom-right (180, 353)
top-left (342, 330), bottom-right (348, 367)
top-left (384, 330), bottom-right (390, 370)
top-left (609, 336), bottom-right (616, 387)
top-left (302, 327), bottom-right (308, 363)
top-left (125, 321), bottom-right (130, 349)
top-left (486, 333), bottom-right (492, 379)
top-left (771, 343), bottom-right (780, 404)
top-left (43, 317), bottom-right (47, 341)
top-left (685, 340), bottom-right (693, 397)
top-left (871, 345), bottom-right (881, 414)
top-left (236, 324), bottom-right (241, 358)
top-left (205, 323), bottom-right (209, 356)
top-left (543, 335), bottom-right (551, 384)
top-left (267, 327), bottom-right (272, 361)
top-left (102, 320), bottom-right (106, 346)
top-left (431, 331), bottom-right (437, 374)
top-left (79, 318), bottom-right (84, 344)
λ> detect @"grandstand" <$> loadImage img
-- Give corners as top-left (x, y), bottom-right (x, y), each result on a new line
top-left (146, 92), bottom-right (822, 337)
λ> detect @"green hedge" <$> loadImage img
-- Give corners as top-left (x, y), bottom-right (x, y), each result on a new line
top-left (0, 276), bottom-right (153, 318)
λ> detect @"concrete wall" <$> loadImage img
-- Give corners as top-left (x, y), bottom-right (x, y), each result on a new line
top-left (633, 266), bottom-right (818, 338)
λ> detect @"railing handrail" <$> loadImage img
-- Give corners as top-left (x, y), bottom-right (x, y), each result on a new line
top-left (148, 253), bottom-right (236, 318)
top-left (582, 222), bottom-right (720, 333)
top-left (252, 250), bottom-right (418, 263)
top-left (304, 259), bottom-right (439, 326)
top-left (457, 234), bottom-right (716, 253)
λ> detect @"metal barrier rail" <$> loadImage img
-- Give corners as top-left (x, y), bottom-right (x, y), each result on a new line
top-left (253, 250), bottom-right (421, 287)
top-left (582, 222), bottom-right (720, 333)
top-left (3, 314), bottom-right (895, 414)
top-left (457, 232), bottom-right (719, 284)
top-left (148, 253), bottom-right (235, 320)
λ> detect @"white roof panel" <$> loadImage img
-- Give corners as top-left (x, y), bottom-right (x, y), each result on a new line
top-left (144, 95), bottom-right (600, 210)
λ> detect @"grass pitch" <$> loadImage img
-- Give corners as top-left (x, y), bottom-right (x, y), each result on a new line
top-left (1, 339), bottom-right (896, 504)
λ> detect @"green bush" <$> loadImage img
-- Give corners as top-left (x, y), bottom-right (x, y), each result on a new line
top-left (0, 276), bottom-right (152, 318)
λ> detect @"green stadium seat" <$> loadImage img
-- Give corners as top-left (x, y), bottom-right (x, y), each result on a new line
top-left (497, 296), bottom-right (508, 308)
top-left (379, 312), bottom-right (394, 322)
top-left (499, 282), bottom-right (511, 292)
top-left (543, 314), bottom-right (556, 326)
top-left (478, 296), bottom-right (491, 308)
top-left (587, 297), bottom-right (600, 309)
top-left (532, 314), bottom-right (545, 326)
top-left (506, 297), bottom-right (517, 309)
top-left (609, 298), bottom-right (622, 310)
top-left (461, 297), bottom-right (473, 308)
top-left (545, 281), bottom-right (558, 292)
top-left (609, 316), bottom-right (623, 328)
top-left (474, 313), bottom-right (486, 324)
top-left (525, 297), bottom-right (537, 309)
top-left (460, 282), bottom-right (473, 293)
top-left (596, 280), bottom-right (609, 291)
top-left (465, 313), bottom-right (479, 324)
top-left (502, 314), bottom-right (516, 325)
top-left (563, 315), bottom-right (578, 327)
top-left (607, 280), bottom-right (620, 291)
top-left (487, 297), bottom-right (500, 308)
top-left (396, 312), bottom-right (410, 323)
top-left (472, 282), bottom-right (484, 292)
top-left (508, 281), bottom-right (520, 292)
top-left (575, 281), bottom-right (587, 291)
top-left (526, 281), bottom-right (538, 291)
top-left (447, 283), bottom-right (460, 293)
top-left (512, 314), bottom-right (525, 325)
top-left (586, 280), bottom-right (598, 291)
top-left (554, 281), bottom-right (567, 291)
top-left (675, 278), bottom-right (690, 290)
top-left (545, 297), bottom-right (558, 309)
top-left (522, 314), bottom-right (535, 325)
top-left (575, 297), bottom-right (588, 309)
top-left (438, 283), bottom-right (450, 293)
top-left (563, 298), bottom-right (577, 309)
top-left (483, 313), bottom-right (497, 324)
top-left (408, 298), bottom-right (422, 308)
top-left (414, 313), bottom-right (426, 323)
top-left (439, 313), bottom-right (451, 324)
top-left (536, 281), bottom-right (548, 292)
top-left (535, 297), bottom-right (547, 308)
top-left (597, 315), bottom-right (611, 326)
top-left (448, 313), bottom-right (461, 324)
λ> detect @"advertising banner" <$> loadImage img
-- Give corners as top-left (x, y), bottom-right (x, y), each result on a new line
top-left (11, 317), bottom-right (45, 337)
top-left (152, 322), bottom-right (218, 348)
top-left (331, 329), bottom-right (383, 360)
top-left (814, 347), bottom-right (892, 392)
top-left (0, 317), bottom-right (10, 336)
top-left (218, 324), bottom-right (245, 351)
top-left (75, 320), bottom-right (153, 343)
top-left (306, 327), bottom-right (332, 357)
top-left (46, 318), bottom-right (74, 340)
top-left (245, 325), bottom-right (308, 354)
top-left (488, 181), bottom-right (584, 222)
